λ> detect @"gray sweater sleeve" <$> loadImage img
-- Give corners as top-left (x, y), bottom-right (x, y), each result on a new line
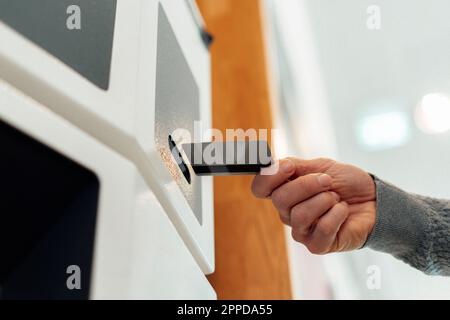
top-left (365, 176), bottom-right (450, 276)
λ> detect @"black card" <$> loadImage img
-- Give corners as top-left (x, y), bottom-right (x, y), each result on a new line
top-left (182, 141), bottom-right (273, 176)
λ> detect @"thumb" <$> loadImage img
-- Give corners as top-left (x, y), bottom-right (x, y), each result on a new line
top-left (287, 157), bottom-right (336, 177)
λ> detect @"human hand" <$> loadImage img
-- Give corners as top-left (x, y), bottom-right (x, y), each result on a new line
top-left (251, 158), bottom-right (376, 254)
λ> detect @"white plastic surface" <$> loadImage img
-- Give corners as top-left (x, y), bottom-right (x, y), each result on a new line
top-left (0, 0), bottom-right (214, 273)
top-left (0, 79), bottom-right (216, 299)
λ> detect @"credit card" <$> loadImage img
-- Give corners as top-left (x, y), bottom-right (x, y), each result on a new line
top-left (181, 140), bottom-right (272, 176)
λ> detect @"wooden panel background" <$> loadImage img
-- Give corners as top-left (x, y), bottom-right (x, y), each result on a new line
top-left (196, 0), bottom-right (292, 299)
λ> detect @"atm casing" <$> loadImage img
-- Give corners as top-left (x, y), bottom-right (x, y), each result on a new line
top-left (0, 0), bottom-right (214, 299)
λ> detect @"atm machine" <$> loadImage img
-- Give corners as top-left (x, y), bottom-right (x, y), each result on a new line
top-left (0, 0), bottom-right (215, 299)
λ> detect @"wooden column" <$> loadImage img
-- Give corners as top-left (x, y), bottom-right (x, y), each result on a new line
top-left (196, 0), bottom-right (292, 299)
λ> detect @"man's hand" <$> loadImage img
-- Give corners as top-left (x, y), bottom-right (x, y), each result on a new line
top-left (251, 158), bottom-right (376, 254)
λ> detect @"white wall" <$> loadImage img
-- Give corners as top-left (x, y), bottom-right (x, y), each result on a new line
top-left (265, 0), bottom-right (450, 299)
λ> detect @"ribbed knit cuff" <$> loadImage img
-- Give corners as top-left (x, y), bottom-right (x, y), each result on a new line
top-left (364, 176), bottom-right (428, 260)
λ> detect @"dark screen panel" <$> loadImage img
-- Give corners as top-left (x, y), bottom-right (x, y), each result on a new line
top-left (0, 119), bottom-right (100, 300)
top-left (0, 0), bottom-right (117, 90)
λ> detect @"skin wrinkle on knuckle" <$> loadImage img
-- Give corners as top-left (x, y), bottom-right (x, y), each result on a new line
top-left (261, 184), bottom-right (274, 199)
top-left (291, 192), bottom-right (334, 229)
top-left (271, 188), bottom-right (288, 211)
top-left (316, 221), bottom-right (335, 236)
top-left (306, 241), bottom-right (325, 255)
top-left (290, 205), bottom-right (306, 229)
top-left (251, 178), bottom-right (265, 198)
top-left (341, 207), bottom-right (350, 221)
top-left (317, 157), bottom-right (332, 166)
top-left (297, 176), bottom-right (314, 195)
top-left (334, 202), bottom-right (349, 219)
top-left (328, 192), bottom-right (339, 205)
top-left (291, 228), bottom-right (305, 243)
top-left (280, 215), bottom-right (291, 226)
top-left (322, 192), bottom-right (337, 209)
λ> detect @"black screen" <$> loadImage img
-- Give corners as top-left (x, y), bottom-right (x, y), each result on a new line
top-left (0, 119), bottom-right (100, 299)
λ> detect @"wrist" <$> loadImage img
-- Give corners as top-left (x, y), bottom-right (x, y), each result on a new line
top-left (363, 176), bottom-right (428, 260)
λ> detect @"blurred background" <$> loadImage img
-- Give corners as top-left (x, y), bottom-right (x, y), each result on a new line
top-left (264, 0), bottom-right (450, 299)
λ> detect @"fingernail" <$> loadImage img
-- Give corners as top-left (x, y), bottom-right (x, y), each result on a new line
top-left (281, 160), bottom-right (294, 173)
top-left (317, 174), bottom-right (332, 187)
top-left (330, 192), bottom-right (340, 202)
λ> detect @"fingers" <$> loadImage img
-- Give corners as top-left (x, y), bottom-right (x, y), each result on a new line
top-left (299, 202), bottom-right (349, 254)
top-left (251, 157), bottom-right (335, 199)
top-left (279, 214), bottom-right (291, 226)
top-left (251, 159), bottom-right (295, 198)
top-left (289, 191), bottom-right (340, 233)
top-left (271, 173), bottom-right (333, 218)
top-left (251, 156), bottom-right (351, 254)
